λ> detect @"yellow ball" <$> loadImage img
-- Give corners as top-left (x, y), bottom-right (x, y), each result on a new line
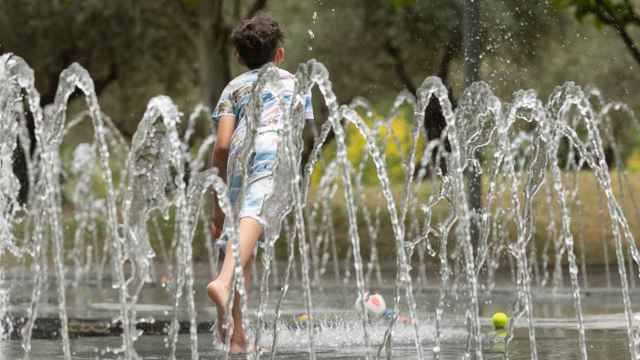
top-left (492, 312), bottom-right (509, 330)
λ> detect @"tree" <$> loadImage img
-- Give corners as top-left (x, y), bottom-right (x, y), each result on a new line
top-left (0, 1), bottom-right (190, 134)
top-left (1, 0), bottom-right (145, 200)
top-left (148, 0), bottom-right (268, 107)
top-left (554, 0), bottom-right (640, 65)
top-left (0, 0), bottom-right (564, 201)
top-left (370, 0), bottom-right (461, 144)
top-left (0, 0), bottom-right (270, 125)
top-left (347, 0), bottom-right (557, 253)
top-left (348, 0), bottom-right (557, 138)
top-left (0, 0), bottom-right (269, 200)
top-left (463, 0), bottom-right (483, 245)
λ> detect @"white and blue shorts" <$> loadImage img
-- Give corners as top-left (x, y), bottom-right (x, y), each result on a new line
top-left (215, 134), bottom-right (293, 252)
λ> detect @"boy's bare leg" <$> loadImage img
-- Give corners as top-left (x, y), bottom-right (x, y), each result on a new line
top-left (228, 259), bottom-right (252, 350)
top-left (207, 217), bottom-right (262, 352)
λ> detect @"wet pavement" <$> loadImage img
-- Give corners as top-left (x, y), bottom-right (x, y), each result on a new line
top-left (1, 263), bottom-right (639, 359)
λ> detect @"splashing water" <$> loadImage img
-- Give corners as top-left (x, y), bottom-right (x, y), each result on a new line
top-left (1, 52), bottom-right (640, 360)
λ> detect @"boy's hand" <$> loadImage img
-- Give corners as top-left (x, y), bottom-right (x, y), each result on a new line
top-left (211, 208), bottom-right (224, 239)
top-left (210, 222), bottom-right (223, 240)
top-left (210, 115), bottom-right (234, 241)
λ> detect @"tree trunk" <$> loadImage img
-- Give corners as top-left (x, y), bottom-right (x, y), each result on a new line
top-left (463, 0), bottom-right (482, 245)
top-left (198, 0), bottom-right (231, 107)
top-left (463, 0), bottom-right (481, 87)
top-left (594, 0), bottom-right (640, 66)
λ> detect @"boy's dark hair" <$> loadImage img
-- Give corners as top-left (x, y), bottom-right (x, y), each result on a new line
top-left (231, 14), bottom-right (284, 69)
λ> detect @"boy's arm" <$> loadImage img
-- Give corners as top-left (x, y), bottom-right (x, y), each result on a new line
top-left (211, 115), bottom-right (236, 239)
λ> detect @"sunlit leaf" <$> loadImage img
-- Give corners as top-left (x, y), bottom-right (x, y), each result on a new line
top-left (551, 0), bottom-right (572, 9)
top-left (390, 0), bottom-right (416, 11)
top-left (593, 16), bottom-right (605, 30)
top-left (183, 0), bottom-right (200, 11)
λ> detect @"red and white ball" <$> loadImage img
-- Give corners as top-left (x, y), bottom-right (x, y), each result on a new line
top-left (355, 292), bottom-right (386, 316)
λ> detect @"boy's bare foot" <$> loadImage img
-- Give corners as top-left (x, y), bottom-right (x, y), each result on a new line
top-left (229, 339), bottom-right (247, 353)
top-left (229, 339), bottom-right (266, 354)
top-left (207, 280), bottom-right (230, 342)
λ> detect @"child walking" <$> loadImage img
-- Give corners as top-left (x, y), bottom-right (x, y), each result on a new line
top-left (207, 14), bottom-right (313, 353)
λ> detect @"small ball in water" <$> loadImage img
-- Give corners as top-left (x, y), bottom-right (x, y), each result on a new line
top-left (492, 312), bottom-right (509, 330)
top-left (355, 292), bottom-right (386, 316)
top-left (295, 313), bottom-right (311, 322)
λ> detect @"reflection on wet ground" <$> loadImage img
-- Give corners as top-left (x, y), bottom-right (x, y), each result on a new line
top-left (2, 264), bottom-right (638, 359)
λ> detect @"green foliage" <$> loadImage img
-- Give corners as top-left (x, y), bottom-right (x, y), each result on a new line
top-left (390, 0), bottom-right (417, 11)
top-left (311, 108), bottom-right (423, 187)
top-left (0, 0), bottom-right (204, 134)
top-left (182, 0), bottom-right (201, 10)
top-left (552, 0), bottom-right (639, 26)
top-left (551, 0), bottom-right (640, 70)
top-left (2, 0), bottom-right (637, 147)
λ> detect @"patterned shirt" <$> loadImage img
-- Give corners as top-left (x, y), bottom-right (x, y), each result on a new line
top-left (212, 67), bottom-right (313, 130)
top-left (211, 66), bottom-right (313, 208)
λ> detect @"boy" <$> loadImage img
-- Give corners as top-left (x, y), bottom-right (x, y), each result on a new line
top-left (207, 14), bottom-right (313, 353)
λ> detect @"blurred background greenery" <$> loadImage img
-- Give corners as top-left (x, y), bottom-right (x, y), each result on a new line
top-left (1, 0), bottom-right (637, 135)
